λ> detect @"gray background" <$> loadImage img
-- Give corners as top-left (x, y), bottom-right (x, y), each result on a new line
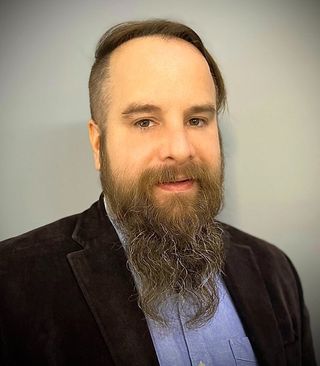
top-left (1, 0), bottom-right (319, 361)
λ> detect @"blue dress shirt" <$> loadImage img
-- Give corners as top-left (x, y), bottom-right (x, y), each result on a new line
top-left (146, 276), bottom-right (259, 366)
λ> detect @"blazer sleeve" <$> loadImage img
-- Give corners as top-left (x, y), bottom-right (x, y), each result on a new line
top-left (285, 254), bottom-right (317, 366)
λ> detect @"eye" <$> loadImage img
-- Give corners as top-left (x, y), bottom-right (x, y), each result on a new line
top-left (134, 119), bottom-right (154, 128)
top-left (188, 118), bottom-right (206, 127)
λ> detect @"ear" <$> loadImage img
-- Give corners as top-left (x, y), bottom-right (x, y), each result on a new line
top-left (88, 119), bottom-right (101, 170)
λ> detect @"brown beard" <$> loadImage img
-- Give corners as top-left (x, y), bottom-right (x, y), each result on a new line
top-left (100, 140), bottom-right (225, 328)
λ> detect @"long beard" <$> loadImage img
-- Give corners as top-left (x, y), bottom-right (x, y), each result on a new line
top-left (100, 147), bottom-right (225, 328)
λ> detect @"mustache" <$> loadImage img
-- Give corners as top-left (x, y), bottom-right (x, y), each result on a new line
top-left (139, 161), bottom-right (216, 188)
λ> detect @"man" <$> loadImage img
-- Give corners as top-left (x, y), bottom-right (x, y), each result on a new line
top-left (0, 20), bottom-right (316, 366)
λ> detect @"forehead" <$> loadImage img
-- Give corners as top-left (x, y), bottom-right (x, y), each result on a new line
top-left (108, 36), bottom-right (216, 109)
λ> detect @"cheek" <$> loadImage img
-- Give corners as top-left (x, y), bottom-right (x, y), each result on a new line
top-left (196, 129), bottom-right (221, 165)
top-left (105, 143), bottom-right (128, 176)
top-left (105, 133), bottom-right (156, 177)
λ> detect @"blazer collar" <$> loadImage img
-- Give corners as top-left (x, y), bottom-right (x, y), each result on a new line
top-left (68, 195), bottom-right (286, 366)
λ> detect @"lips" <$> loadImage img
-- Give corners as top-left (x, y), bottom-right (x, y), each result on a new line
top-left (163, 176), bottom-right (190, 183)
top-left (157, 178), bottom-right (194, 192)
top-left (164, 179), bottom-right (188, 183)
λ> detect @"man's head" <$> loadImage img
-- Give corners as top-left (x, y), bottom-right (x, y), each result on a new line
top-left (88, 20), bottom-right (226, 328)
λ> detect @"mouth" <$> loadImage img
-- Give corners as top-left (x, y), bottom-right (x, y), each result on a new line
top-left (156, 178), bottom-right (195, 192)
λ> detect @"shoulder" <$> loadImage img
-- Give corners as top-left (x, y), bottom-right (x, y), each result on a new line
top-left (221, 221), bottom-right (292, 267)
top-left (0, 212), bottom-right (81, 260)
top-left (220, 222), bottom-right (301, 293)
top-left (0, 198), bottom-right (105, 272)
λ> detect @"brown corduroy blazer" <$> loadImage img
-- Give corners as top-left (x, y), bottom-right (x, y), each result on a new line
top-left (0, 195), bottom-right (316, 366)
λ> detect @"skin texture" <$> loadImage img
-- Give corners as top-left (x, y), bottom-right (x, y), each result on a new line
top-left (88, 36), bottom-right (221, 205)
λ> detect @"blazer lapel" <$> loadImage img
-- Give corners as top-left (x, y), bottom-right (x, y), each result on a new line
top-left (66, 197), bottom-right (159, 366)
top-left (223, 233), bottom-right (286, 366)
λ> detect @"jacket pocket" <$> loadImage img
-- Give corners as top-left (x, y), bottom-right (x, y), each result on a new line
top-left (229, 337), bottom-right (258, 366)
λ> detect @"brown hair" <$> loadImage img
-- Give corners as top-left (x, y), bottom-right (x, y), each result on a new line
top-left (89, 19), bottom-right (226, 126)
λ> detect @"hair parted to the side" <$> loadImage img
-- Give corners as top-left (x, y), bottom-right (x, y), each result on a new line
top-left (89, 19), bottom-right (227, 127)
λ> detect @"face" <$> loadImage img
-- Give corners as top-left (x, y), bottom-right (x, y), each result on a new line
top-left (89, 36), bottom-right (221, 208)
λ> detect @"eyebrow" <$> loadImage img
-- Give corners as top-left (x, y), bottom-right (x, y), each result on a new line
top-left (184, 104), bottom-right (216, 117)
top-left (121, 103), bottom-right (216, 118)
top-left (121, 103), bottom-right (162, 116)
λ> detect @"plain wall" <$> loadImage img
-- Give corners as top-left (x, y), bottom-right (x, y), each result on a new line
top-left (1, 0), bottom-right (319, 361)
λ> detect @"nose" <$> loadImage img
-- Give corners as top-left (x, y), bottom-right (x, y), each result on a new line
top-left (159, 125), bottom-right (195, 164)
